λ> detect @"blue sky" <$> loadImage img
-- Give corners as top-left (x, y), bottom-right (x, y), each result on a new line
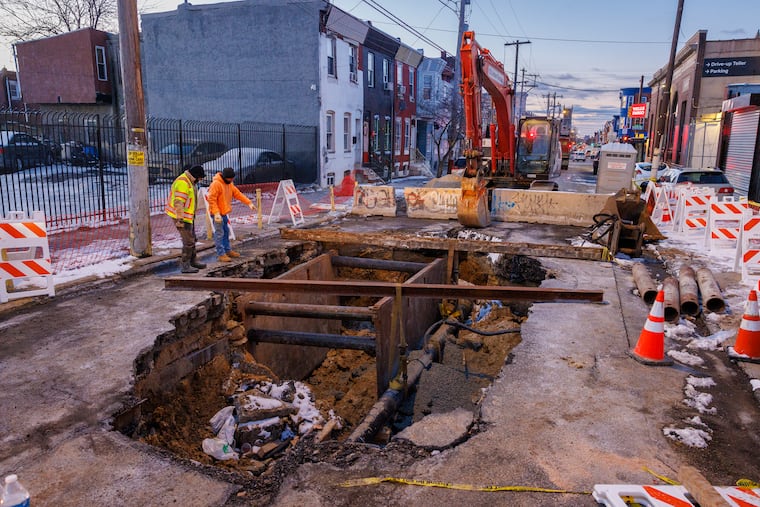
top-left (2, 0), bottom-right (758, 136)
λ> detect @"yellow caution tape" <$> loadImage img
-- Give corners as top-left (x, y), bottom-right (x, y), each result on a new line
top-left (642, 467), bottom-right (679, 486)
top-left (737, 478), bottom-right (760, 488)
top-left (338, 476), bottom-right (590, 495)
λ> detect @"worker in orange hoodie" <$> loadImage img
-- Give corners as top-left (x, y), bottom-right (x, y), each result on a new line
top-left (207, 167), bottom-right (256, 262)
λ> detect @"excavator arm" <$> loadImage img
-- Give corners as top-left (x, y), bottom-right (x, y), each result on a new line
top-left (458, 31), bottom-right (515, 227)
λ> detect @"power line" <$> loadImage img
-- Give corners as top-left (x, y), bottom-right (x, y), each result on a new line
top-left (361, 0), bottom-right (448, 53)
top-left (535, 80), bottom-right (620, 93)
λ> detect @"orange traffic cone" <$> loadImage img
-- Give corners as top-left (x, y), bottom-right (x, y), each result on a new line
top-left (727, 289), bottom-right (760, 363)
top-left (629, 290), bottom-right (673, 365)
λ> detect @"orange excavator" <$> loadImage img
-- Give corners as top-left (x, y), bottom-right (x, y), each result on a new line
top-left (458, 31), bottom-right (561, 227)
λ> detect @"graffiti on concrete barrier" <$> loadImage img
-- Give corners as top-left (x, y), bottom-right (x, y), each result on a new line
top-left (404, 188), bottom-right (460, 219)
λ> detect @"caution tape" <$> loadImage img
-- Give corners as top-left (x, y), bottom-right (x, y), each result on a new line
top-left (642, 467), bottom-right (679, 485)
top-left (338, 476), bottom-right (590, 495)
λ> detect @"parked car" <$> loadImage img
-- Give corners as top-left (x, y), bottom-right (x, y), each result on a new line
top-left (202, 148), bottom-right (295, 185)
top-left (0, 130), bottom-right (54, 171)
top-left (148, 139), bottom-right (228, 182)
top-left (570, 150), bottom-right (586, 162)
top-left (634, 162), bottom-right (669, 190)
top-left (452, 156), bottom-right (466, 175)
top-left (660, 167), bottom-right (735, 199)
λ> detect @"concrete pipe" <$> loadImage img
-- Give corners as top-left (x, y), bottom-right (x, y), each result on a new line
top-left (696, 267), bottom-right (726, 313)
top-left (678, 266), bottom-right (700, 316)
top-left (662, 276), bottom-right (680, 323)
top-left (632, 263), bottom-right (658, 305)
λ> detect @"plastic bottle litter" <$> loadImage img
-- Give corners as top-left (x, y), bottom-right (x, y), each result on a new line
top-left (2, 475), bottom-right (30, 507)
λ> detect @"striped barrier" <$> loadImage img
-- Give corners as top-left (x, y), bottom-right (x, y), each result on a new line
top-left (593, 484), bottom-right (760, 506)
top-left (706, 197), bottom-right (747, 250)
top-left (0, 211), bottom-right (56, 303)
top-left (674, 187), bottom-right (713, 235)
top-left (645, 185), bottom-right (674, 229)
top-left (736, 213), bottom-right (760, 283)
top-left (268, 179), bottom-right (305, 226)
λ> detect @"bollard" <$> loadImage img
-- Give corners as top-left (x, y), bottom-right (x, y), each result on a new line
top-left (256, 188), bottom-right (263, 230)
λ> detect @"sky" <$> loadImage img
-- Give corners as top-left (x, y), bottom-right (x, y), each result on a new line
top-left (1, 0), bottom-right (759, 136)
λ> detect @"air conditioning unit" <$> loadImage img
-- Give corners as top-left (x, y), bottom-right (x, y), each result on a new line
top-left (383, 82), bottom-right (392, 91)
top-left (349, 71), bottom-right (357, 83)
top-left (397, 85), bottom-right (406, 96)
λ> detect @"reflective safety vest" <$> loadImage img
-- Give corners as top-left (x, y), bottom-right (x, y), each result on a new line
top-left (165, 173), bottom-right (197, 223)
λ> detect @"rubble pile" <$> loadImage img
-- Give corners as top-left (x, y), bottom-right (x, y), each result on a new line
top-left (201, 374), bottom-right (342, 468)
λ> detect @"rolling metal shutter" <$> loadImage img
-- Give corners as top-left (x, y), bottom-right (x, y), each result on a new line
top-left (724, 109), bottom-right (760, 197)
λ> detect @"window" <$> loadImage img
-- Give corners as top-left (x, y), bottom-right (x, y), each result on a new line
top-left (367, 52), bottom-right (375, 87)
top-left (7, 79), bottom-right (20, 100)
top-left (396, 63), bottom-right (403, 85)
top-left (404, 118), bottom-right (411, 151)
top-left (327, 38), bottom-right (336, 77)
top-left (384, 116), bottom-right (391, 152)
top-left (372, 114), bottom-right (379, 152)
top-left (423, 75), bottom-right (432, 100)
top-left (343, 113), bottom-right (351, 152)
top-left (408, 71), bottom-right (415, 102)
top-left (326, 111), bottom-right (335, 152)
top-left (383, 59), bottom-right (390, 86)
top-left (395, 117), bottom-right (401, 154)
top-left (349, 45), bottom-right (357, 83)
top-left (95, 46), bottom-right (107, 81)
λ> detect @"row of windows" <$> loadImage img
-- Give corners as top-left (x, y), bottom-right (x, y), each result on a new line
top-left (325, 111), bottom-right (414, 154)
top-left (326, 37), bottom-right (415, 95)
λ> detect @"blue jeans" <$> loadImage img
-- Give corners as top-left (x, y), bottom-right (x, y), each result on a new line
top-left (213, 214), bottom-right (231, 256)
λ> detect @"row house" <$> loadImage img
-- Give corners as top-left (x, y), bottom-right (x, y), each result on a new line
top-left (14, 28), bottom-right (120, 115)
top-left (415, 55), bottom-right (455, 174)
top-left (142, 0), bottom-right (423, 187)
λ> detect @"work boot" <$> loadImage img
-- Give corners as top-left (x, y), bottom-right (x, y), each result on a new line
top-left (218, 254), bottom-right (232, 263)
top-left (227, 250), bottom-right (241, 258)
top-left (190, 259), bottom-right (207, 269)
top-left (181, 262), bottom-right (199, 274)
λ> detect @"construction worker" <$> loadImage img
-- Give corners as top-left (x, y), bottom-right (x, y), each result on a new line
top-left (207, 167), bottom-right (256, 262)
top-left (166, 164), bottom-right (207, 273)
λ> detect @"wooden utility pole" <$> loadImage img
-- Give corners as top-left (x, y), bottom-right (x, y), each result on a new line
top-left (448, 0), bottom-right (469, 159)
top-left (118, 0), bottom-right (151, 257)
top-left (651, 0), bottom-right (685, 179)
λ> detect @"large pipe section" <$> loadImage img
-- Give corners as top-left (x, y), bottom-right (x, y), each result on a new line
top-left (242, 301), bottom-right (374, 321)
top-left (247, 329), bottom-right (376, 353)
top-left (696, 267), bottom-right (725, 313)
top-left (632, 263), bottom-right (658, 305)
top-left (678, 266), bottom-right (700, 316)
top-left (330, 256), bottom-right (427, 273)
top-left (662, 276), bottom-right (680, 323)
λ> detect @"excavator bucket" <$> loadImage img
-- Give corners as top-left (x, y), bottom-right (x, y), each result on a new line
top-left (457, 176), bottom-right (491, 227)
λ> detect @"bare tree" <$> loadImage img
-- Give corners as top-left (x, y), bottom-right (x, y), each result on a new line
top-left (0, 0), bottom-right (117, 40)
top-left (418, 90), bottom-right (463, 178)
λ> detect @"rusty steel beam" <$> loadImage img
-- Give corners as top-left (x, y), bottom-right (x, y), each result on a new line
top-left (330, 255), bottom-right (427, 273)
top-left (279, 228), bottom-right (607, 261)
top-left (248, 329), bottom-right (376, 353)
top-left (166, 277), bottom-right (604, 303)
top-left (244, 301), bottom-right (374, 320)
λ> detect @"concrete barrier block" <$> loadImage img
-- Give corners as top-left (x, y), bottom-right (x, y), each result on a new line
top-left (351, 185), bottom-right (397, 217)
top-left (492, 189), bottom-right (612, 226)
top-left (404, 187), bottom-right (460, 220)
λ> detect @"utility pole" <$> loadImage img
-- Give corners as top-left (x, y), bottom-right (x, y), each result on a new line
top-left (651, 0), bottom-right (684, 180)
top-left (449, 0), bottom-right (469, 161)
top-left (504, 40), bottom-right (530, 129)
top-left (117, 0), bottom-right (151, 257)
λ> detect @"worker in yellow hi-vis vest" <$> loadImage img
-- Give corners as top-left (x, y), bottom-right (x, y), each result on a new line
top-left (165, 165), bottom-right (206, 273)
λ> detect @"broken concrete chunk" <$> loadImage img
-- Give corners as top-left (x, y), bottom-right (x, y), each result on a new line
top-left (392, 407), bottom-right (474, 450)
top-left (233, 392), bottom-right (297, 423)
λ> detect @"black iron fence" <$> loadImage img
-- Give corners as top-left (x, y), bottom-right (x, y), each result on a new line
top-left (0, 109), bottom-right (317, 231)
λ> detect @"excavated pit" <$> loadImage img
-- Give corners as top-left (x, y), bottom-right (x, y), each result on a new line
top-left (113, 236), bottom-right (549, 500)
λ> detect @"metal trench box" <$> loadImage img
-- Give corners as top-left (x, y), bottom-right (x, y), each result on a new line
top-left (238, 253), bottom-right (445, 396)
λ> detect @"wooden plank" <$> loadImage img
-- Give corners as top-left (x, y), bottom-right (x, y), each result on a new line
top-left (279, 228), bottom-right (606, 260)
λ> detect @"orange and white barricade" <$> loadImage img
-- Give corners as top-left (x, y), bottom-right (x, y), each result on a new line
top-left (705, 197), bottom-right (747, 250)
top-left (736, 212), bottom-right (760, 283)
top-left (673, 186), bottom-right (713, 235)
top-left (593, 483), bottom-right (760, 506)
top-left (0, 211), bottom-right (55, 303)
top-left (644, 184), bottom-right (674, 229)
top-left (268, 179), bottom-right (304, 226)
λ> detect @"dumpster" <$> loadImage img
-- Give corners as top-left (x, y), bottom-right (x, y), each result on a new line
top-left (595, 143), bottom-right (637, 194)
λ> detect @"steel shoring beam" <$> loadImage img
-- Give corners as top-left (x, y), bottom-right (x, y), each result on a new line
top-left (279, 228), bottom-right (606, 261)
top-left (248, 329), bottom-right (376, 353)
top-left (330, 255), bottom-right (428, 273)
top-left (166, 277), bottom-right (604, 303)
top-left (245, 301), bottom-right (375, 320)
